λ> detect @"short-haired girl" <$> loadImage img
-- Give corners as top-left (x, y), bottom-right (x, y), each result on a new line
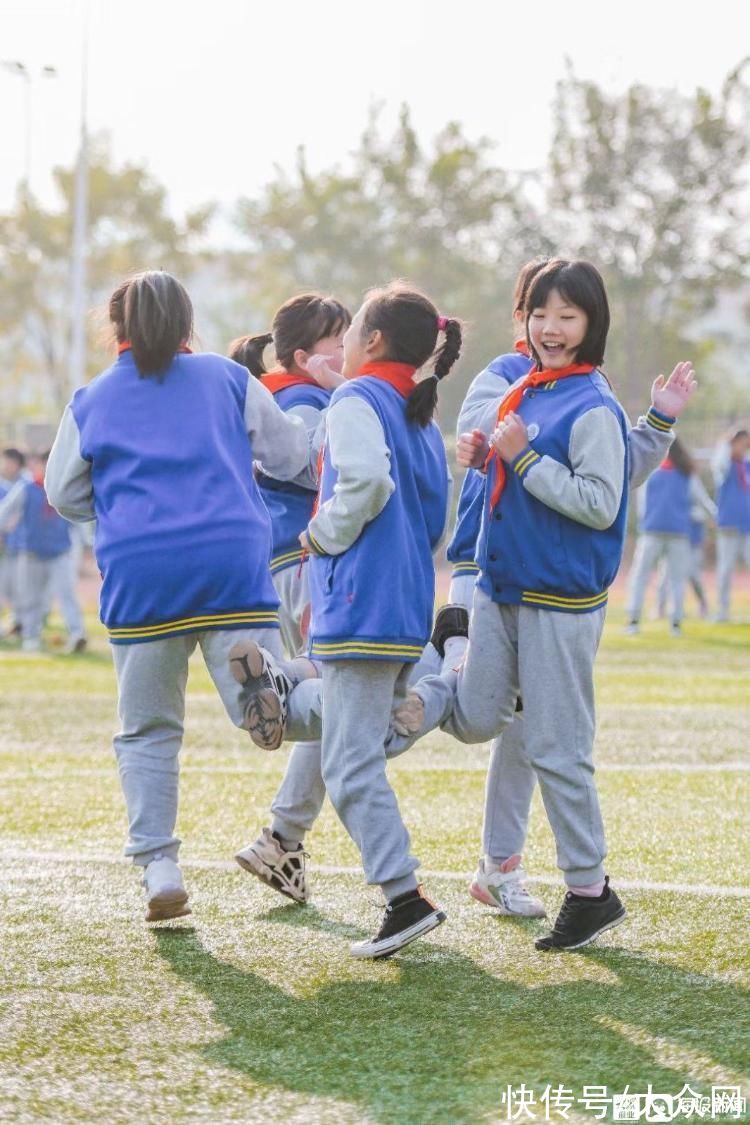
top-left (390, 259), bottom-right (696, 951)
top-left (229, 294), bottom-right (351, 903)
top-left (233, 283), bottom-right (460, 958)
top-left (45, 270), bottom-right (314, 923)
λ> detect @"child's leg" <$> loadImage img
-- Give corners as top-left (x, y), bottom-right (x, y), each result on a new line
top-left (270, 741), bottom-right (326, 845)
top-left (625, 533), bottom-right (662, 623)
top-left (716, 531), bottom-right (738, 620)
top-left (273, 564), bottom-right (307, 659)
top-left (517, 605), bottom-right (607, 890)
top-left (49, 549), bottom-right (86, 643)
top-left (199, 627), bottom-right (286, 728)
top-left (112, 635), bottom-right (195, 864)
top-left (481, 714), bottom-right (536, 862)
top-left (666, 537), bottom-right (690, 626)
top-left (321, 660), bottom-right (418, 897)
top-left (689, 542), bottom-right (708, 613)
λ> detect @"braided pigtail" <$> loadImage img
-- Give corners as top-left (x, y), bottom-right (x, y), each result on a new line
top-left (406, 317), bottom-right (463, 427)
top-left (228, 332), bottom-right (274, 378)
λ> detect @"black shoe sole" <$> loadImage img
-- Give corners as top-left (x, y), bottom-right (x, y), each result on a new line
top-left (535, 905), bottom-right (626, 952)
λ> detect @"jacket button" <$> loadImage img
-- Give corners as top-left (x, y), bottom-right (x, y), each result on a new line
top-left (494, 512), bottom-right (503, 521)
top-left (490, 553), bottom-right (497, 561)
top-left (495, 584), bottom-right (502, 593)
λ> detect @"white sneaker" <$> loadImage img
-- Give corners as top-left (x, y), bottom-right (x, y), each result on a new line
top-left (142, 856), bottom-right (191, 922)
top-left (235, 827), bottom-right (309, 903)
top-left (469, 859), bottom-right (547, 918)
top-left (669, 622), bottom-right (682, 638)
top-left (229, 640), bottom-right (292, 750)
top-left (623, 622), bottom-right (640, 636)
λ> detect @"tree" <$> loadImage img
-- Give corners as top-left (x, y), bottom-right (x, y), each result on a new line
top-left (0, 137), bottom-right (213, 418)
top-left (231, 106), bottom-right (553, 426)
top-left (547, 61), bottom-right (750, 422)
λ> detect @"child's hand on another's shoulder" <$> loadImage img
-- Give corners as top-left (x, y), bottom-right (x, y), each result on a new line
top-left (457, 430), bottom-right (489, 469)
top-left (304, 354), bottom-right (346, 390)
top-left (490, 413), bottom-right (528, 463)
top-left (651, 361), bottom-right (697, 419)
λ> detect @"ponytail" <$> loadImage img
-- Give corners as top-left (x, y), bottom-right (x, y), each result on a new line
top-left (109, 271), bottom-right (193, 379)
top-left (228, 333), bottom-right (274, 379)
top-left (406, 318), bottom-right (463, 427)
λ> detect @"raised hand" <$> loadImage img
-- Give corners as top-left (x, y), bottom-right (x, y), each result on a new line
top-left (303, 353), bottom-right (346, 390)
top-left (651, 361), bottom-right (697, 420)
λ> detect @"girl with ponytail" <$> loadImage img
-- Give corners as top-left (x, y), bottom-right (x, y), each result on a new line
top-left (229, 282), bottom-right (462, 958)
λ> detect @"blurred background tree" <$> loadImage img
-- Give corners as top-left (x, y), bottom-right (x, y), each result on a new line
top-left (1, 64), bottom-right (748, 443)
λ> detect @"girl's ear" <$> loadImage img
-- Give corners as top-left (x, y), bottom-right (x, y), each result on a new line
top-left (293, 347), bottom-right (309, 371)
top-left (364, 328), bottom-right (385, 357)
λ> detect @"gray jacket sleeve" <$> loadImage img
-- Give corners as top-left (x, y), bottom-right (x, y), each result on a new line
top-left (457, 368), bottom-right (511, 437)
top-left (522, 406), bottom-right (626, 531)
top-left (689, 474), bottom-right (718, 520)
top-left (244, 376), bottom-right (312, 482)
top-left (627, 413), bottom-right (675, 488)
top-left (282, 403), bottom-right (326, 491)
top-left (45, 407), bottom-right (96, 522)
top-left (0, 479), bottom-right (27, 529)
top-left (307, 397), bottom-right (394, 556)
top-left (711, 445), bottom-right (731, 489)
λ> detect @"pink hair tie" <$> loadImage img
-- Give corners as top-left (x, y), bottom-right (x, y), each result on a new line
top-left (436, 315), bottom-right (448, 331)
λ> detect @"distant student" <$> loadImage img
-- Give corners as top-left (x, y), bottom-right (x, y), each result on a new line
top-left (45, 270), bottom-right (315, 924)
top-left (656, 461), bottom-right (716, 620)
top-left (712, 425), bottom-right (750, 622)
top-left (626, 438), bottom-right (715, 636)
top-left (0, 451), bottom-right (86, 652)
top-left (228, 294), bottom-right (350, 903)
top-left (232, 283), bottom-right (458, 959)
top-left (0, 447), bottom-right (25, 636)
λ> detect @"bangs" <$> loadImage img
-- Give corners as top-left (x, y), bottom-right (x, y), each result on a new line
top-left (525, 258), bottom-right (610, 368)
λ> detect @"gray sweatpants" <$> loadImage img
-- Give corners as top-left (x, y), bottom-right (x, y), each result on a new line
top-left (268, 562), bottom-right (326, 845)
top-left (17, 549), bottom-right (85, 646)
top-left (716, 530), bottom-right (750, 620)
top-left (626, 533), bottom-right (691, 625)
top-left (448, 572), bottom-right (534, 863)
top-left (286, 660), bottom-right (419, 895)
top-left (112, 627), bottom-right (283, 865)
top-left (387, 588), bottom-right (607, 886)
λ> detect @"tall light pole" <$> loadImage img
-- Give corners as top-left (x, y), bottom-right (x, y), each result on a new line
top-left (67, 0), bottom-right (90, 393)
top-left (0, 60), bottom-right (58, 196)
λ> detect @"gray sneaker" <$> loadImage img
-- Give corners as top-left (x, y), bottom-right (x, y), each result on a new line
top-left (142, 856), bottom-right (191, 922)
top-left (229, 640), bottom-right (292, 751)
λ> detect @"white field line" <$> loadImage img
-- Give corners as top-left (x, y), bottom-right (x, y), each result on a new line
top-left (4, 760), bottom-right (750, 783)
top-left (2, 848), bottom-right (749, 899)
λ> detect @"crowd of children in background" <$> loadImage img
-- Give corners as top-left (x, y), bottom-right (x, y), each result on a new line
top-left (21, 258), bottom-right (748, 960)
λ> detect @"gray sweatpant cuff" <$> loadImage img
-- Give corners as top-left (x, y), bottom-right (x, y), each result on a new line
top-left (381, 872), bottom-right (419, 901)
top-left (563, 863), bottom-right (606, 887)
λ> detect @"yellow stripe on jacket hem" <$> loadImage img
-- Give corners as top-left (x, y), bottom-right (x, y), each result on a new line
top-left (521, 590), bottom-right (609, 609)
top-left (108, 610), bottom-right (280, 639)
top-left (452, 562), bottom-right (480, 575)
top-left (310, 640), bottom-right (424, 657)
top-left (270, 549), bottom-right (305, 573)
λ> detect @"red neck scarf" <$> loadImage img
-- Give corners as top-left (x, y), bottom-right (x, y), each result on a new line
top-left (514, 338), bottom-right (530, 356)
top-left (487, 363), bottom-right (595, 508)
top-left (260, 370), bottom-right (321, 395)
top-left (118, 341), bottom-right (192, 356)
top-left (660, 458), bottom-right (674, 470)
top-left (735, 459), bottom-right (750, 492)
top-left (357, 361), bottom-right (417, 397)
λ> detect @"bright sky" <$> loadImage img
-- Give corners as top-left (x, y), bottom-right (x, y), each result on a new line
top-left (1, 0), bottom-right (748, 227)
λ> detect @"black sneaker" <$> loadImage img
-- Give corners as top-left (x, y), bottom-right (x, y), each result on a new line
top-left (430, 604), bottom-right (469, 659)
top-left (535, 876), bottom-right (626, 952)
top-left (351, 887), bottom-right (447, 959)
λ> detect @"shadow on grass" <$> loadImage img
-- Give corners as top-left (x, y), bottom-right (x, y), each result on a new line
top-left (155, 926), bottom-right (748, 1125)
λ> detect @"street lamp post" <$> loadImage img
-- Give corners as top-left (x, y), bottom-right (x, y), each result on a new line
top-left (0, 60), bottom-right (58, 196)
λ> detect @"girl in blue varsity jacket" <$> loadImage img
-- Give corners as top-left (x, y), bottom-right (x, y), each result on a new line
top-left (626, 438), bottom-right (716, 635)
top-left (389, 259), bottom-right (697, 953)
top-left (232, 284), bottom-right (458, 959)
top-left (712, 425), bottom-right (750, 621)
top-left (44, 271), bottom-right (314, 924)
top-left (228, 294), bottom-right (351, 901)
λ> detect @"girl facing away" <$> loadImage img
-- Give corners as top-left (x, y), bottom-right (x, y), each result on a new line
top-left (229, 294), bottom-right (351, 902)
top-left (712, 425), bottom-right (750, 622)
top-left (387, 259), bottom-right (696, 952)
top-left (626, 437), bottom-right (716, 636)
top-left (229, 283), bottom-right (461, 959)
top-left (45, 271), bottom-right (316, 924)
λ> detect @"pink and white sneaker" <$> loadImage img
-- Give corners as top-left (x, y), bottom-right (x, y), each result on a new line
top-left (469, 856), bottom-right (547, 918)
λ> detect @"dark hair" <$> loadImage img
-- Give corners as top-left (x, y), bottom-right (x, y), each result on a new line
top-left (726, 425), bottom-right (750, 444)
top-left (231, 294), bottom-right (351, 378)
top-left (668, 436), bottom-right (694, 476)
top-left (109, 270), bottom-right (194, 378)
top-left (524, 258), bottom-right (610, 368)
top-left (1, 448), bottom-right (25, 467)
top-left (361, 283), bottom-right (462, 426)
top-left (512, 256), bottom-right (549, 316)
